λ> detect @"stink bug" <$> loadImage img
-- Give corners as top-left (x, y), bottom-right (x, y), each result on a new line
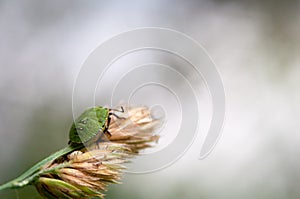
top-left (68, 106), bottom-right (124, 145)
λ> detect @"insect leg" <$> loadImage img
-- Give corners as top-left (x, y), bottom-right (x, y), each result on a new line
top-left (103, 116), bottom-right (112, 137)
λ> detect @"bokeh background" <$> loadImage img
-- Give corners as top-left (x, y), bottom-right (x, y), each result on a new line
top-left (1, 0), bottom-right (300, 198)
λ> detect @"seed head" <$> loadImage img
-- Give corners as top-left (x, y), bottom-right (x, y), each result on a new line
top-left (35, 106), bottom-right (161, 198)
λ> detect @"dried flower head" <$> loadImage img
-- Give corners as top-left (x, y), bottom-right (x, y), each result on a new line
top-left (34, 106), bottom-right (160, 199)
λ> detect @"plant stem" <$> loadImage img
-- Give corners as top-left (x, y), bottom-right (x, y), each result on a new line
top-left (0, 144), bottom-right (83, 191)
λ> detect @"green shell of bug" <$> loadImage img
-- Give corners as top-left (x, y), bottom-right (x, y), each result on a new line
top-left (69, 106), bottom-right (109, 144)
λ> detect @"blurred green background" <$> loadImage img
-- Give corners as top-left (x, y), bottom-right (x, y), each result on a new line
top-left (1, 0), bottom-right (300, 198)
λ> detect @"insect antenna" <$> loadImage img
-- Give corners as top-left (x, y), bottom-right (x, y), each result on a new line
top-left (109, 106), bottom-right (125, 113)
top-left (109, 112), bottom-right (126, 120)
top-left (109, 106), bottom-right (126, 120)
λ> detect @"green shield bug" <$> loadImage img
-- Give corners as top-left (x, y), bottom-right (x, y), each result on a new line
top-left (68, 106), bottom-right (124, 145)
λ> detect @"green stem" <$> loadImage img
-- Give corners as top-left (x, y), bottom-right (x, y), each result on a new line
top-left (0, 144), bottom-right (83, 191)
